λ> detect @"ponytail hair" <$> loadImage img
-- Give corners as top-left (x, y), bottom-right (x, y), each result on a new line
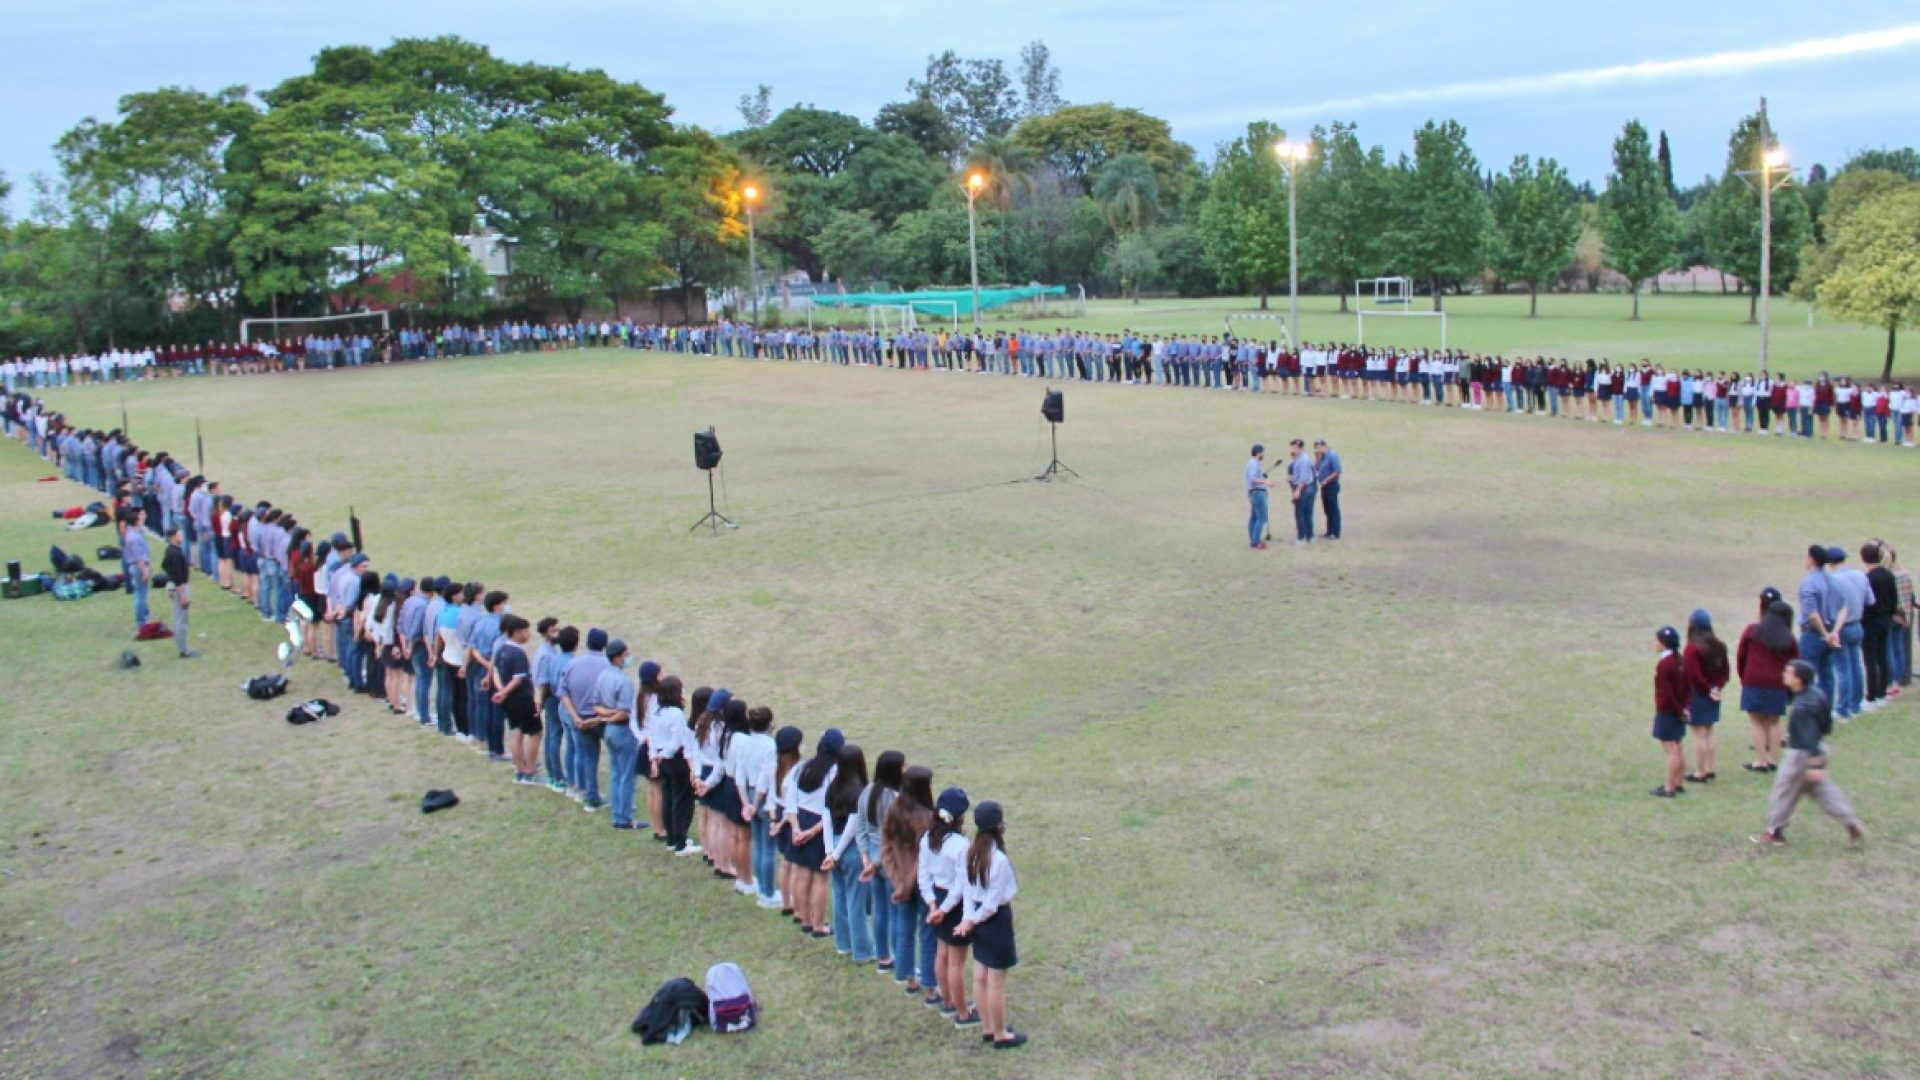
top-left (966, 823), bottom-right (1006, 887)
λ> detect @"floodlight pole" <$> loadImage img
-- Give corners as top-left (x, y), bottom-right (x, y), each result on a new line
top-left (964, 174), bottom-right (984, 332)
top-left (1275, 141), bottom-right (1309, 350)
top-left (747, 202), bottom-right (759, 328)
top-left (1757, 97), bottom-right (1773, 373)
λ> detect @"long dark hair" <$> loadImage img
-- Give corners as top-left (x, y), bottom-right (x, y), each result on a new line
top-left (866, 750), bottom-right (905, 826)
top-left (774, 733), bottom-right (803, 792)
top-left (927, 799), bottom-right (965, 852)
top-left (884, 766), bottom-right (934, 852)
top-left (373, 581), bottom-right (398, 623)
top-left (826, 744), bottom-right (868, 818)
top-left (1758, 601), bottom-right (1796, 654)
top-left (719, 699), bottom-right (748, 757)
top-left (689, 687), bottom-right (712, 735)
top-left (967, 822), bottom-right (1006, 887)
top-left (797, 739), bottom-right (838, 793)
top-left (1688, 624), bottom-right (1727, 676)
top-left (656, 676), bottom-right (684, 711)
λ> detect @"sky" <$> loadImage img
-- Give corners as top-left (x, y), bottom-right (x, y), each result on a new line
top-left (3, 0), bottom-right (1917, 215)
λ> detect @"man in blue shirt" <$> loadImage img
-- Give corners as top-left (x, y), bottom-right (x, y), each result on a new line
top-left (560, 628), bottom-right (612, 810)
top-left (397, 579), bottom-right (430, 726)
top-left (121, 506), bottom-right (152, 631)
top-left (328, 554), bottom-right (368, 690)
top-left (1285, 439), bottom-right (1318, 545)
top-left (1244, 444), bottom-right (1271, 551)
top-left (1313, 440), bottom-right (1344, 541)
top-left (467, 590), bottom-right (509, 760)
top-left (1797, 546), bottom-right (1842, 703)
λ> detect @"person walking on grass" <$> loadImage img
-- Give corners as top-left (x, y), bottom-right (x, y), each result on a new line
top-left (1752, 660), bottom-right (1866, 847)
top-left (1737, 591), bottom-right (1798, 774)
top-left (1683, 609), bottom-right (1729, 785)
top-left (1650, 626), bottom-right (1690, 798)
top-left (1244, 444), bottom-right (1271, 550)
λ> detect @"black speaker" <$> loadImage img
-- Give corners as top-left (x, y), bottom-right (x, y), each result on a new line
top-left (1041, 390), bottom-right (1064, 424)
top-left (693, 428), bottom-right (723, 471)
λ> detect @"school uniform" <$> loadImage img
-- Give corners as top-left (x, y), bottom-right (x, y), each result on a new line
top-left (1735, 625), bottom-right (1797, 716)
top-left (962, 848), bottom-right (1019, 970)
top-left (918, 831), bottom-right (968, 946)
top-left (1653, 649), bottom-right (1689, 742)
top-left (651, 705), bottom-right (694, 848)
top-left (1683, 643), bottom-right (1727, 727)
top-left (790, 767), bottom-right (837, 872)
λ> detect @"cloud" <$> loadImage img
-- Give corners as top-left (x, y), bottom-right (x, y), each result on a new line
top-left (1198, 22), bottom-right (1920, 123)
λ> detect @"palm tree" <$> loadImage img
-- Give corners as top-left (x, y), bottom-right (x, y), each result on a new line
top-left (1093, 153), bottom-right (1159, 235)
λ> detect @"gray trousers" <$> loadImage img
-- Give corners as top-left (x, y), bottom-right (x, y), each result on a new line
top-left (168, 584), bottom-right (191, 656)
top-left (1766, 749), bottom-right (1860, 834)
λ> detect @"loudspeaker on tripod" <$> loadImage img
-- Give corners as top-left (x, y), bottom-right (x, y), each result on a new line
top-left (694, 428), bottom-right (723, 471)
top-left (1041, 390), bottom-right (1064, 424)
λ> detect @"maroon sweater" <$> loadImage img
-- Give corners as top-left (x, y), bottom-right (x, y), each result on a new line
top-left (1735, 624), bottom-right (1798, 691)
top-left (1654, 652), bottom-right (1690, 717)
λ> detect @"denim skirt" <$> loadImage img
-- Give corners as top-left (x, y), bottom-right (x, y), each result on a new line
top-left (1688, 693), bottom-right (1721, 727)
top-left (1651, 712), bottom-right (1687, 742)
top-left (1740, 686), bottom-right (1789, 717)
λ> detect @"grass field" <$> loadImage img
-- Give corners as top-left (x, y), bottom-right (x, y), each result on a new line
top-left (4, 346), bottom-right (1919, 1078)
top-left (805, 292), bottom-right (1896, 383)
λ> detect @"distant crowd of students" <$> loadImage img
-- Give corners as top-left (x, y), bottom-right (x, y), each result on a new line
top-left (6, 318), bottom-right (1914, 448)
top-left (4, 386), bottom-right (1030, 1052)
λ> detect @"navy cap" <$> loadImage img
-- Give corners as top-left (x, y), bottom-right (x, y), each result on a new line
top-left (709, 688), bottom-right (733, 715)
top-left (775, 726), bottom-right (803, 753)
top-left (638, 660), bottom-right (660, 683)
top-left (936, 786), bottom-right (969, 822)
top-left (974, 800), bottom-right (1003, 831)
top-left (331, 532), bottom-right (348, 546)
top-left (1826, 546), bottom-right (1847, 564)
top-left (606, 638), bottom-right (628, 660)
top-left (586, 628), bottom-right (608, 652)
top-left (1251, 443), bottom-right (1264, 455)
top-left (1657, 626), bottom-right (1680, 650)
top-left (349, 554), bottom-right (369, 567)
top-left (819, 727), bottom-right (844, 756)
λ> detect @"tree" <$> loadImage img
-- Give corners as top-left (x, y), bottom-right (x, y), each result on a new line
top-left (1599, 119), bottom-right (1678, 320)
top-left (1299, 121), bottom-right (1388, 312)
top-left (1017, 41), bottom-right (1064, 118)
top-left (1104, 230), bottom-right (1159, 302)
top-left (652, 132), bottom-right (745, 320)
top-left (874, 97), bottom-right (963, 166)
top-left (1154, 223), bottom-right (1218, 297)
top-left (1012, 103), bottom-right (1194, 199)
top-left (907, 51), bottom-right (1019, 144)
top-left (815, 209), bottom-right (887, 286)
top-left (1488, 155), bottom-right (1581, 316)
top-left (1657, 130), bottom-right (1677, 200)
top-left (1840, 147), bottom-right (1920, 181)
top-left (735, 107), bottom-right (870, 179)
top-left (1052, 196), bottom-right (1112, 287)
top-left (1390, 119), bottom-right (1487, 311)
top-left (1810, 182), bottom-right (1920, 379)
top-left (1197, 121), bottom-right (1289, 308)
top-left (738, 84), bottom-right (773, 129)
top-left (1093, 153), bottom-right (1159, 235)
top-left (1702, 111), bottom-right (1811, 322)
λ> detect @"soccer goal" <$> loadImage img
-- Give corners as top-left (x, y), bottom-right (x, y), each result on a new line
top-left (1223, 313), bottom-right (1292, 349)
top-left (1026, 284), bottom-right (1088, 319)
top-left (239, 309), bottom-right (390, 345)
top-left (867, 304), bottom-right (918, 335)
top-left (1357, 276), bottom-right (1414, 308)
top-left (1355, 277), bottom-right (1446, 350)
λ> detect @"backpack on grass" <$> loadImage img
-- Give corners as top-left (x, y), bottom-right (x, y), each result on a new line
top-left (244, 673), bottom-right (288, 700)
top-left (704, 962), bottom-right (757, 1034)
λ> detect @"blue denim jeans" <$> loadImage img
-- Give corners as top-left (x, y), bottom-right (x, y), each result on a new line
top-left (337, 622), bottom-right (359, 689)
top-left (751, 812), bottom-right (778, 900)
top-left (604, 724), bottom-right (640, 826)
top-left (131, 575), bottom-right (150, 628)
top-left (257, 561), bottom-right (278, 618)
top-left (574, 725), bottom-right (603, 804)
top-left (1320, 482), bottom-right (1342, 539)
top-left (1247, 489), bottom-right (1268, 547)
top-left (869, 868), bottom-right (895, 965)
top-left (1799, 631), bottom-right (1835, 703)
top-left (411, 646), bottom-right (433, 721)
top-left (541, 696), bottom-right (568, 785)
top-left (1293, 484), bottom-right (1317, 542)
top-left (1893, 623), bottom-right (1911, 685)
top-left (198, 535), bottom-right (217, 576)
top-left (831, 856), bottom-right (876, 961)
top-left (1838, 623), bottom-right (1865, 716)
top-left (892, 892), bottom-right (937, 990)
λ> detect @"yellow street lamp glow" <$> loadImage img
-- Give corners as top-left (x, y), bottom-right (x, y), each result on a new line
top-left (1274, 140), bottom-right (1309, 162)
top-left (967, 171), bottom-right (986, 192)
top-left (1763, 148), bottom-right (1788, 169)
top-left (743, 184), bottom-right (759, 202)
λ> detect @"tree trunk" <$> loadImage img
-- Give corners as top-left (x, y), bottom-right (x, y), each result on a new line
top-left (1747, 286), bottom-right (1758, 325)
top-left (1886, 321), bottom-right (1898, 382)
top-left (1431, 276), bottom-right (1443, 313)
top-left (1529, 280), bottom-right (1539, 318)
top-left (1631, 282), bottom-right (1641, 321)
top-left (1338, 286), bottom-right (1349, 314)
top-left (1258, 290), bottom-right (1269, 311)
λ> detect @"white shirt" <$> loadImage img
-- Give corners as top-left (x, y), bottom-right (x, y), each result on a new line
top-left (961, 847), bottom-right (1018, 925)
top-left (731, 732), bottom-right (776, 806)
top-left (649, 705), bottom-right (689, 761)
top-left (918, 831), bottom-right (968, 914)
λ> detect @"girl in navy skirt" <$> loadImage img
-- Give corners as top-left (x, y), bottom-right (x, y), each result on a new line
top-left (956, 801), bottom-right (1024, 1049)
top-left (1683, 609), bottom-right (1729, 784)
top-left (768, 726), bottom-right (803, 919)
top-left (1737, 591), bottom-right (1798, 773)
top-left (1651, 626), bottom-right (1690, 797)
top-left (691, 689), bottom-right (732, 875)
top-left (708, 698), bottom-right (749, 882)
top-left (789, 728), bottom-right (842, 938)
top-left (921, 786), bottom-right (973, 1020)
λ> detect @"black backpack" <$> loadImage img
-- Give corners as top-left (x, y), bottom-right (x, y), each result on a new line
top-left (244, 673), bottom-right (289, 700)
top-left (631, 977), bottom-right (709, 1046)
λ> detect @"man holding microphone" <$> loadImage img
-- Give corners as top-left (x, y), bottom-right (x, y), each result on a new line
top-left (1244, 444), bottom-right (1271, 551)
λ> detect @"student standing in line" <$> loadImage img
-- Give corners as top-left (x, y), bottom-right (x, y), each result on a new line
top-left (1752, 660), bottom-right (1867, 847)
top-left (922, 786), bottom-right (973, 1019)
top-left (634, 661), bottom-right (664, 835)
top-left (435, 580), bottom-right (468, 739)
top-left (1861, 541), bottom-right (1898, 712)
top-left (789, 729), bottom-right (843, 938)
top-left (853, 750), bottom-right (905, 975)
top-left (650, 677), bottom-right (698, 853)
top-left (1244, 444), bottom-right (1270, 551)
top-left (822, 743), bottom-right (874, 962)
top-left (956, 801), bottom-right (1024, 1050)
top-left (713, 698), bottom-right (751, 883)
top-left (691, 689), bottom-right (736, 876)
top-left (160, 523), bottom-right (197, 658)
top-left (1650, 626), bottom-right (1690, 798)
top-left (559, 628), bottom-right (611, 812)
top-left (734, 705), bottom-right (780, 905)
top-left (769, 725), bottom-right (805, 917)
top-left (1682, 610), bottom-right (1729, 784)
top-left (883, 765), bottom-right (939, 999)
top-left (492, 615), bottom-right (541, 785)
top-left (535, 623), bottom-right (575, 792)
top-left (595, 640), bottom-right (645, 828)
top-left (1736, 592), bottom-right (1797, 774)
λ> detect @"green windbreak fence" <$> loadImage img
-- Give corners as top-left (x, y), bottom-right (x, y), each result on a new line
top-left (809, 286), bottom-right (1066, 316)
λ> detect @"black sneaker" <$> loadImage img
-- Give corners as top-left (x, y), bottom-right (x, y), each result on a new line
top-left (1648, 786), bottom-right (1676, 798)
top-left (994, 1032), bottom-right (1029, 1050)
top-left (954, 1010), bottom-right (981, 1028)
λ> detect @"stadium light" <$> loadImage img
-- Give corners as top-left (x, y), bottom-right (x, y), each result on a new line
top-left (1273, 140), bottom-right (1311, 352)
top-left (743, 182), bottom-right (761, 327)
top-left (1736, 99), bottom-right (1793, 371)
top-left (963, 171), bottom-right (987, 331)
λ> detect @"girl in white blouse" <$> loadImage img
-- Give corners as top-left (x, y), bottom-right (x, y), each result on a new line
top-left (920, 786), bottom-right (972, 1021)
top-left (957, 800), bottom-right (1023, 1050)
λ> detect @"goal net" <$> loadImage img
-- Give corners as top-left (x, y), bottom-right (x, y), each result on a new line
top-left (1223, 313), bottom-right (1292, 349)
top-left (240, 310), bottom-right (390, 345)
top-left (1357, 276), bottom-right (1414, 308)
top-left (867, 305), bottom-right (918, 334)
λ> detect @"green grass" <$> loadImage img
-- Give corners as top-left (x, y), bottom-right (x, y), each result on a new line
top-left (801, 292), bottom-right (1896, 383)
top-left (4, 348), bottom-right (1919, 1078)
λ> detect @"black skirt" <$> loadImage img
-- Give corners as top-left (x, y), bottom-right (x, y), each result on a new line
top-left (790, 809), bottom-right (827, 872)
top-left (706, 776), bottom-right (742, 820)
top-left (931, 885), bottom-right (963, 946)
top-left (970, 904), bottom-right (1017, 970)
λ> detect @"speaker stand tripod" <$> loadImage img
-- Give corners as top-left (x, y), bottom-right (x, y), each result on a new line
top-left (1035, 422), bottom-right (1079, 481)
top-left (689, 470), bottom-right (737, 534)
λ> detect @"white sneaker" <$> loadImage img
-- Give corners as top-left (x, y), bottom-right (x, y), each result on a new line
top-left (757, 892), bottom-right (784, 909)
top-left (674, 843), bottom-right (703, 857)
top-left (734, 881), bottom-right (756, 896)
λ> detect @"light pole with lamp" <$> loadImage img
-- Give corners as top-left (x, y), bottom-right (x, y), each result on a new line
top-left (1736, 97), bottom-right (1790, 372)
top-left (743, 183), bottom-right (761, 327)
top-left (964, 170), bottom-right (985, 332)
top-left (1273, 140), bottom-right (1310, 353)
